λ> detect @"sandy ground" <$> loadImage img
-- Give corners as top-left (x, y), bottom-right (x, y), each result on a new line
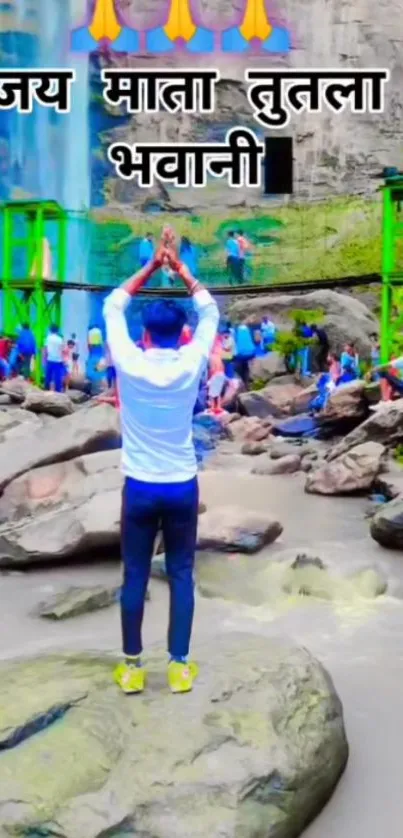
top-left (1, 470), bottom-right (403, 837)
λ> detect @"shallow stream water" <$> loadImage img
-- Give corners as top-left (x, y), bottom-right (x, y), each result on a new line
top-left (0, 471), bottom-right (402, 837)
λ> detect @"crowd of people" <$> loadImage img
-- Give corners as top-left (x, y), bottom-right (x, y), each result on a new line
top-left (0, 306), bottom-right (400, 418)
top-left (0, 323), bottom-right (80, 391)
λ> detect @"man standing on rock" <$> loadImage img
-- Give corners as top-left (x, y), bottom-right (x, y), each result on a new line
top-left (103, 238), bottom-right (219, 695)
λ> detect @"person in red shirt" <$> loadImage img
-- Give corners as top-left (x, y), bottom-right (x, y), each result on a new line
top-left (236, 230), bottom-right (252, 282)
top-left (0, 335), bottom-right (11, 379)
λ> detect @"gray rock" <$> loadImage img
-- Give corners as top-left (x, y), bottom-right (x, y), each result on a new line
top-left (305, 442), bottom-right (385, 495)
top-left (252, 454), bottom-right (301, 476)
top-left (327, 399), bottom-right (403, 461)
top-left (0, 450), bottom-right (122, 565)
top-left (370, 498), bottom-right (403, 549)
top-left (0, 634), bottom-right (348, 838)
top-left (228, 416), bottom-right (272, 443)
top-left (197, 505), bottom-right (283, 553)
top-left (241, 441), bottom-right (268, 456)
top-left (0, 403), bottom-right (121, 493)
top-left (23, 389), bottom-right (75, 417)
top-left (0, 452), bottom-right (206, 566)
top-left (270, 440), bottom-right (311, 459)
top-left (36, 584), bottom-right (120, 620)
top-left (238, 391), bottom-right (275, 420)
top-left (240, 382), bottom-right (305, 420)
top-left (0, 378), bottom-right (37, 403)
top-left (319, 381), bottom-right (368, 425)
top-left (249, 351), bottom-right (287, 384)
top-left (66, 389), bottom-right (90, 405)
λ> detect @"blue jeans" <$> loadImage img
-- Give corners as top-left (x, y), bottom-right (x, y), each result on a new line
top-left (298, 347), bottom-right (311, 375)
top-left (107, 365), bottom-right (116, 388)
top-left (121, 476), bottom-right (199, 658)
top-left (45, 360), bottom-right (65, 392)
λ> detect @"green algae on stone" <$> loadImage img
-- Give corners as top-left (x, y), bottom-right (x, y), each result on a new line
top-left (0, 635), bottom-right (348, 838)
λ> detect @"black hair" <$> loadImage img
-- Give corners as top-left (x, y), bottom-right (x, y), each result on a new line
top-left (142, 299), bottom-right (187, 348)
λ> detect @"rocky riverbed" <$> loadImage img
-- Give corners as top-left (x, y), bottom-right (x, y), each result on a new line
top-left (1, 376), bottom-right (403, 837)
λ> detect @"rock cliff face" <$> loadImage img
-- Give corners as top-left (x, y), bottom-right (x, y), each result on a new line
top-left (100, 0), bottom-right (403, 211)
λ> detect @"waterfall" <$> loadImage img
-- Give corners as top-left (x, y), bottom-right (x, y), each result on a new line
top-left (0, 0), bottom-right (91, 355)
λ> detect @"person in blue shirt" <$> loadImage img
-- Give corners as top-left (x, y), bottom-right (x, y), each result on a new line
top-left (180, 236), bottom-right (198, 277)
top-left (295, 321), bottom-right (313, 376)
top-left (15, 323), bottom-right (36, 379)
top-left (225, 231), bottom-right (241, 283)
top-left (235, 323), bottom-right (255, 386)
top-left (261, 316), bottom-right (276, 350)
top-left (138, 233), bottom-right (154, 267)
top-left (340, 342), bottom-right (359, 382)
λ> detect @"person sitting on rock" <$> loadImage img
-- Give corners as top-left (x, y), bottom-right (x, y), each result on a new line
top-left (328, 352), bottom-right (341, 384)
top-left (103, 236), bottom-right (219, 696)
top-left (340, 342), bottom-right (359, 382)
top-left (370, 354), bottom-right (403, 403)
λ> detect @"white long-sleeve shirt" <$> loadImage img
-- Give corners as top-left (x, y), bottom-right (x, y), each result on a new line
top-left (103, 288), bottom-right (219, 483)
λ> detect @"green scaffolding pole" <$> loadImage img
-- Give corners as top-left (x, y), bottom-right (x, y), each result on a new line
top-left (380, 178), bottom-right (403, 363)
top-left (1, 200), bottom-right (68, 384)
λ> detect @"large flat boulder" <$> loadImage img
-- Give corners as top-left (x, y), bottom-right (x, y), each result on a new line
top-left (0, 378), bottom-right (38, 403)
top-left (197, 505), bottom-right (283, 553)
top-left (240, 382), bottom-right (305, 419)
top-left (36, 584), bottom-right (120, 620)
top-left (319, 381), bottom-right (368, 425)
top-left (249, 351), bottom-right (287, 384)
top-left (0, 403), bottom-right (121, 493)
top-left (327, 399), bottom-right (403, 461)
top-left (0, 634), bottom-right (348, 838)
top-left (0, 450), bottom-right (121, 565)
top-left (0, 450), bottom-right (205, 566)
top-left (305, 442), bottom-right (384, 495)
top-left (22, 389), bottom-right (74, 417)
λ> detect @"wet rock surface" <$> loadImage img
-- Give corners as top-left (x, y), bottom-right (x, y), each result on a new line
top-left (0, 403), bottom-right (121, 493)
top-left (0, 450), bottom-right (122, 565)
top-left (252, 453), bottom-right (302, 476)
top-left (240, 381), bottom-right (307, 419)
top-left (327, 400), bottom-right (403, 461)
top-left (0, 634), bottom-right (348, 838)
top-left (370, 498), bottom-right (403, 549)
top-left (306, 442), bottom-right (385, 495)
top-left (22, 388), bottom-right (75, 417)
top-left (36, 584), bottom-right (120, 620)
top-left (319, 381), bottom-right (369, 426)
top-left (196, 506), bottom-right (283, 553)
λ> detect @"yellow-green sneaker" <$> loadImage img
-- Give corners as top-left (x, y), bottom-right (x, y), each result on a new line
top-left (168, 661), bottom-right (199, 694)
top-left (114, 662), bottom-right (146, 694)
